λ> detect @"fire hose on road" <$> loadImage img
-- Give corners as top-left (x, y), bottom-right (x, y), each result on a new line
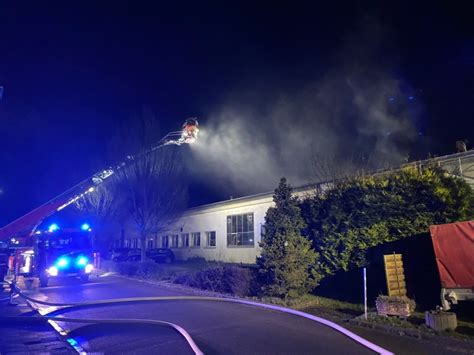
top-left (0, 281), bottom-right (394, 355)
top-left (2, 280), bottom-right (203, 354)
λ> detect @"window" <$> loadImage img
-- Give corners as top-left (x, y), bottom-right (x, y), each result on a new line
top-left (205, 231), bottom-right (216, 247)
top-left (147, 239), bottom-right (154, 249)
top-left (191, 232), bottom-right (201, 247)
top-left (171, 234), bottom-right (179, 248)
top-left (162, 235), bottom-right (169, 248)
top-left (227, 213), bottom-right (254, 246)
top-left (181, 233), bottom-right (189, 248)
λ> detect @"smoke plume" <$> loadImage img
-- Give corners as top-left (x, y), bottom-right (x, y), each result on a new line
top-left (189, 21), bottom-right (419, 196)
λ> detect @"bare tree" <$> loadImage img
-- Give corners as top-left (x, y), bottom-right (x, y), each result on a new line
top-left (77, 109), bottom-right (188, 261)
top-left (116, 147), bottom-right (187, 261)
top-left (112, 111), bottom-right (188, 261)
top-left (75, 177), bottom-right (123, 252)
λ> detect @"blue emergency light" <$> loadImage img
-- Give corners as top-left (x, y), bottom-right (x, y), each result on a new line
top-left (56, 256), bottom-right (69, 269)
top-left (48, 223), bottom-right (59, 232)
top-left (76, 256), bottom-right (88, 267)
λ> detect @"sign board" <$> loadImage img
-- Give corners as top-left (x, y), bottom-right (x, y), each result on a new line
top-left (384, 253), bottom-right (407, 297)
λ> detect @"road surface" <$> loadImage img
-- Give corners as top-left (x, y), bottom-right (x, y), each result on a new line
top-left (21, 275), bottom-right (382, 354)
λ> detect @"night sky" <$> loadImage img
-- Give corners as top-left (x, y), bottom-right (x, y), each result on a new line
top-left (1, 2), bottom-right (473, 226)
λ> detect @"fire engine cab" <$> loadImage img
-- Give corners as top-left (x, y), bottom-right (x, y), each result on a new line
top-left (38, 225), bottom-right (94, 287)
top-left (16, 224), bottom-right (94, 287)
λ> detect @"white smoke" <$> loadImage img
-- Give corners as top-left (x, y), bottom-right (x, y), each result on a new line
top-left (188, 21), bottom-right (419, 196)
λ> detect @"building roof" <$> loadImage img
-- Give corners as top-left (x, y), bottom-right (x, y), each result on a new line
top-left (185, 150), bottom-right (474, 215)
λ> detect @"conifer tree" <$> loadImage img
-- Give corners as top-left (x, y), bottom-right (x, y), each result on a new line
top-left (258, 178), bottom-right (319, 297)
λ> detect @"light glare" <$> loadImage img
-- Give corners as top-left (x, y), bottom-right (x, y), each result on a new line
top-left (56, 257), bottom-right (69, 268)
top-left (47, 266), bottom-right (58, 276)
top-left (77, 256), bottom-right (88, 266)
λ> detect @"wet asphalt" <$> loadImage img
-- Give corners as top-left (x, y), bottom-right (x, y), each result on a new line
top-left (23, 275), bottom-right (378, 354)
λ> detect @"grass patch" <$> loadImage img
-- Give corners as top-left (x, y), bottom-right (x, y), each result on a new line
top-left (351, 311), bottom-right (474, 341)
top-left (257, 293), bottom-right (366, 323)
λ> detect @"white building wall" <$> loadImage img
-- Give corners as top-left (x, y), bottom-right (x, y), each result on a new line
top-left (162, 193), bottom-right (275, 264)
top-left (120, 185), bottom-right (319, 264)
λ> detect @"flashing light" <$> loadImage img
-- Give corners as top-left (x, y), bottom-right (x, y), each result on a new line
top-left (67, 338), bottom-right (79, 347)
top-left (48, 223), bottom-right (59, 232)
top-left (81, 223), bottom-right (90, 231)
top-left (56, 257), bottom-right (69, 268)
top-left (76, 256), bottom-right (88, 267)
top-left (47, 266), bottom-right (58, 276)
top-left (85, 264), bottom-right (94, 274)
top-left (35, 231), bottom-right (41, 235)
top-left (88, 187), bottom-right (95, 193)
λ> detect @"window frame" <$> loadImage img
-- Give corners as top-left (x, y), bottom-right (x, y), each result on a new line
top-left (170, 234), bottom-right (179, 249)
top-left (226, 213), bottom-right (255, 247)
top-left (205, 231), bottom-right (216, 248)
top-left (181, 233), bottom-right (189, 248)
top-left (191, 232), bottom-right (201, 248)
top-left (147, 238), bottom-right (154, 249)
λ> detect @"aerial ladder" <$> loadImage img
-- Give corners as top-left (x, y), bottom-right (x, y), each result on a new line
top-left (0, 119), bottom-right (199, 241)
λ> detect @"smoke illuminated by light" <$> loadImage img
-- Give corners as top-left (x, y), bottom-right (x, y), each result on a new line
top-left (188, 22), bottom-right (420, 195)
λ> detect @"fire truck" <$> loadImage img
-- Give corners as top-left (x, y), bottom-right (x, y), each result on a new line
top-left (38, 225), bottom-right (95, 286)
top-left (0, 119), bottom-right (199, 286)
top-left (14, 224), bottom-right (95, 287)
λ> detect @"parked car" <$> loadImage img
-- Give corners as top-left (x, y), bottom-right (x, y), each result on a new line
top-left (111, 248), bottom-right (131, 262)
top-left (147, 248), bottom-right (175, 264)
top-left (126, 249), bottom-right (142, 262)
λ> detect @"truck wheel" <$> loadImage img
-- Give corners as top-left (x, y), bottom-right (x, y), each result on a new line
top-left (39, 275), bottom-right (49, 287)
top-left (80, 274), bottom-right (89, 283)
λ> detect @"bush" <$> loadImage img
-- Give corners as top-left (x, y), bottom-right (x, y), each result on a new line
top-left (136, 260), bottom-right (163, 279)
top-left (185, 256), bottom-right (208, 264)
top-left (115, 261), bottom-right (139, 276)
top-left (174, 265), bottom-right (255, 296)
top-left (100, 260), bottom-right (116, 272)
top-left (301, 166), bottom-right (474, 277)
top-left (224, 266), bottom-right (254, 296)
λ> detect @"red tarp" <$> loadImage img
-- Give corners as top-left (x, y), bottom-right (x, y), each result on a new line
top-left (430, 220), bottom-right (474, 289)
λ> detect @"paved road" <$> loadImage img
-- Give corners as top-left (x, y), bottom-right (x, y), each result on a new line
top-left (22, 275), bottom-right (381, 354)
